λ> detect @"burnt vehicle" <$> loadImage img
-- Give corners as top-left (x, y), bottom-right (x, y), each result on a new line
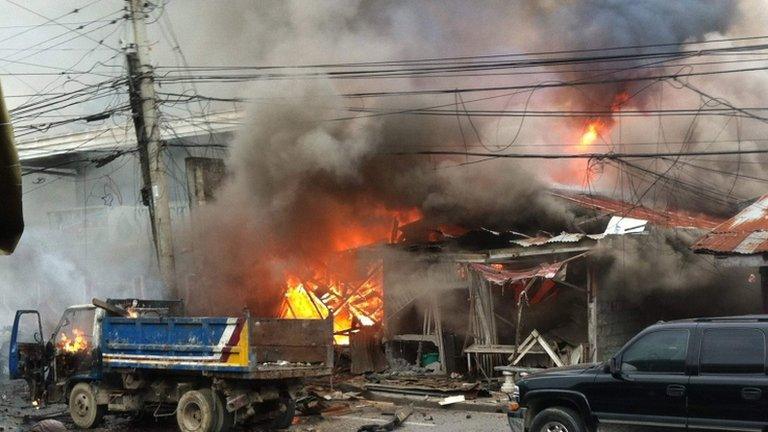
top-left (507, 316), bottom-right (768, 432)
top-left (9, 299), bottom-right (334, 432)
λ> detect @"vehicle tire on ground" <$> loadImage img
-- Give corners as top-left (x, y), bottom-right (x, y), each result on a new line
top-left (177, 389), bottom-right (217, 432)
top-left (68, 382), bottom-right (106, 429)
top-left (214, 390), bottom-right (234, 432)
top-left (530, 407), bottom-right (585, 432)
top-left (267, 396), bottom-right (296, 430)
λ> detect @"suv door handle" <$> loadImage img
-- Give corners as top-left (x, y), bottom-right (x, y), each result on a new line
top-left (741, 387), bottom-right (762, 401)
top-left (667, 384), bottom-right (686, 397)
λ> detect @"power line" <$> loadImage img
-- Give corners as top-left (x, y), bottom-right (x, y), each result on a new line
top-left (0, 0), bottom-right (106, 45)
top-left (340, 64), bottom-right (768, 98)
top-left (154, 34), bottom-right (768, 71)
top-left (390, 149), bottom-right (768, 160)
top-left (3, 0), bottom-right (123, 54)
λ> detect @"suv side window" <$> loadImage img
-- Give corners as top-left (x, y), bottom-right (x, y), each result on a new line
top-left (621, 329), bottom-right (689, 374)
top-left (700, 328), bottom-right (765, 374)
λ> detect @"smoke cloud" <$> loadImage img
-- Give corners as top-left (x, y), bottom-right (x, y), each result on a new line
top-left (179, 0), bottom-right (764, 318)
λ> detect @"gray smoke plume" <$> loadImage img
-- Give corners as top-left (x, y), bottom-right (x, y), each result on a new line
top-left (519, 0), bottom-right (738, 110)
top-left (593, 229), bottom-right (758, 317)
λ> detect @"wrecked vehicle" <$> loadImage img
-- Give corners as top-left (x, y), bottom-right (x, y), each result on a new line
top-left (507, 316), bottom-right (768, 432)
top-left (9, 299), bottom-right (333, 432)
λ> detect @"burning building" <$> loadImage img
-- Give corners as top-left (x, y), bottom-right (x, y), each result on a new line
top-left (7, 0), bottom-right (767, 381)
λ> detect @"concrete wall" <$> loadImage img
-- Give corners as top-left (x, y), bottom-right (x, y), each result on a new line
top-left (595, 299), bottom-right (646, 361)
top-left (1, 145), bottom-right (227, 330)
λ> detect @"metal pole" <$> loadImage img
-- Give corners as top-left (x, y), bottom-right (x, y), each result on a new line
top-left (126, 0), bottom-right (177, 298)
top-left (761, 266), bottom-right (768, 314)
top-left (0, 80), bottom-right (23, 254)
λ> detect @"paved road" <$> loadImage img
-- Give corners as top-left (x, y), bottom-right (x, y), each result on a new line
top-left (291, 407), bottom-right (509, 432)
top-left (0, 378), bottom-right (510, 432)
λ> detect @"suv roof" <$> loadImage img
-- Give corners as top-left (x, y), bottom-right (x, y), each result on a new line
top-left (666, 315), bottom-right (768, 324)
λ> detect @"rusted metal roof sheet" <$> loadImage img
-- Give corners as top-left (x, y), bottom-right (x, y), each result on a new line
top-left (554, 192), bottom-right (724, 230)
top-left (692, 194), bottom-right (768, 255)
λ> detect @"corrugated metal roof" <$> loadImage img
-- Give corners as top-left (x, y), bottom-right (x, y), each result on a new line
top-left (692, 194), bottom-right (768, 255)
top-left (511, 232), bottom-right (604, 247)
top-left (554, 192), bottom-right (724, 230)
top-left (509, 216), bottom-right (649, 248)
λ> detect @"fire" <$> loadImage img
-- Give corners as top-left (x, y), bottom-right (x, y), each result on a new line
top-left (578, 119), bottom-right (606, 149)
top-left (576, 91), bottom-right (628, 150)
top-left (327, 205), bottom-right (422, 251)
top-left (58, 328), bottom-right (90, 353)
top-left (279, 269), bottom-right (383, 345)
top-left (277, 206), bottom-right (418, 345)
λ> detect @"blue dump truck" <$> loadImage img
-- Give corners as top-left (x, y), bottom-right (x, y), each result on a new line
top-left (8, 299), bottom-right (334, 431)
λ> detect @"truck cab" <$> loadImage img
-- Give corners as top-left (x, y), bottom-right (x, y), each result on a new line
top-left (508, 316), bottom-right (768, 432)
top-left (10, 305), bottom-right (101, 403)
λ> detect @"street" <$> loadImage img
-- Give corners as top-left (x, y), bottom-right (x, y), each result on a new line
top-left (0, 379), bottom-right (509, 432)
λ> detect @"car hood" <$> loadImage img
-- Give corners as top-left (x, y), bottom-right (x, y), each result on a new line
top-left (524, 362), bottom-right (602, 378)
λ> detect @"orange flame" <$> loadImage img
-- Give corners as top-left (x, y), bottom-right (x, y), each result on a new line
top-left (277, 207), bottom-right (417, 345)
top-left (279, 270), bottom-right (383, 345)
top-left (58, 328), bottom-right (89, 353)
top-left (578, 119), bottom-right (607, 149)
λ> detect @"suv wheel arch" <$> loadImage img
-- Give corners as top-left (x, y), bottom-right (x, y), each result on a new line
top-left (525, 391), bottom-right (596, 432)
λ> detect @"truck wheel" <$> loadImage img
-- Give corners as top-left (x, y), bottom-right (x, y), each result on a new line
top-left (69, 382), bottom-right (106, 429)
top-left (530, 407), bottom-right (585, 432)
top-left (214, 391), bottom-right (234, 432)
top-left (177, 389), bottom-right (217, 432)
top-left (267, 396), bottom-right (296, 430)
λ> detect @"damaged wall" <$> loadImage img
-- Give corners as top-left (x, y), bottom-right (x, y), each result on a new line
top-left (592, 230), bottom-right (761, 360)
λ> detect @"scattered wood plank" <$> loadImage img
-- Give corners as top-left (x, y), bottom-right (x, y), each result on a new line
top-left (438, 395), bottom-right (466, 406)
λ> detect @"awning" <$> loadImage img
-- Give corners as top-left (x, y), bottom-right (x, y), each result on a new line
top-left (469, 261), bottom-right (566, 285)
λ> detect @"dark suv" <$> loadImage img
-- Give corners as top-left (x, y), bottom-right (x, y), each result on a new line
top-left (507, 316), bottom-right (768, 432)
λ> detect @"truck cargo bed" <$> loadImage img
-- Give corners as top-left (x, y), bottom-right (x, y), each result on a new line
top-left (100, 315), bottom-right (333, 378)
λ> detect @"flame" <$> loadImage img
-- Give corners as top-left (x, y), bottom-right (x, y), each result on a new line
top-left (58, 328), bottom-right (90, 353)
top-left (328, 206), bottom-right (422, 251)
top-left (276, 207), bottom-right (416, 345)
top-left (578, 119), bottom-right (606, 149)
top-left (279, 269), bottom-right (383, 345)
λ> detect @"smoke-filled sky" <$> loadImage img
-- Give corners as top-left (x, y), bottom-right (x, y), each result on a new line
top-left (2, 0), bottom-right (768, 321)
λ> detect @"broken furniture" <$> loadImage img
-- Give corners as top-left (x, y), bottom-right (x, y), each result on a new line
top-left (464, 343), bottom-right (545, 376)
top-left (509, 329), bottom-right (582, 367)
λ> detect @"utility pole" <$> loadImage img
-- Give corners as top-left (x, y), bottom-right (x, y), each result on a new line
top-left (126, 0), bottom-right (178, 298)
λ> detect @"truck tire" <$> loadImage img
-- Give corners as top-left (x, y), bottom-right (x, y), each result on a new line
top-left (530, 407), bottom-right (585, 432)
top-left (214, 391), bottom-right (234, 432)
top-left (68, 382), bottom-right (106, 429)
top-left (268, 396), bottom-right (296, 430)
top-left (177, 389), bottom-right (217, 432)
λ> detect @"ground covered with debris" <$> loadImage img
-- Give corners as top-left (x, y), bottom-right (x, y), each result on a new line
top-left (0, 378), bottom-right (508, 432)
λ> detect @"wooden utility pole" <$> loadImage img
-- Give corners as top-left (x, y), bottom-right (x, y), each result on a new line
top-left (126, 0), bottom-right (177, 298)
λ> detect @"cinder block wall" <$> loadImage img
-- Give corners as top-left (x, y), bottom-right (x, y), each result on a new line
top-left (595, 300), bottom-right (646, 360)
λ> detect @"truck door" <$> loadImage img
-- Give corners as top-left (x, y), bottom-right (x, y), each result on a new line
top-left (9, 310), bottom-right (46, 399)
top-left (9, 310), bottom-right (44, 379)
top-left (687, 327), bottom-right (768, 432)
top-left (586, 329), bottom-right (691, 429)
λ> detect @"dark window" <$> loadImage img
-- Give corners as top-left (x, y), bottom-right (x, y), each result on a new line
top-left (700, 328), bottom-right (765, 374)
top-left (621, 330), bottom-right (689, 373)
